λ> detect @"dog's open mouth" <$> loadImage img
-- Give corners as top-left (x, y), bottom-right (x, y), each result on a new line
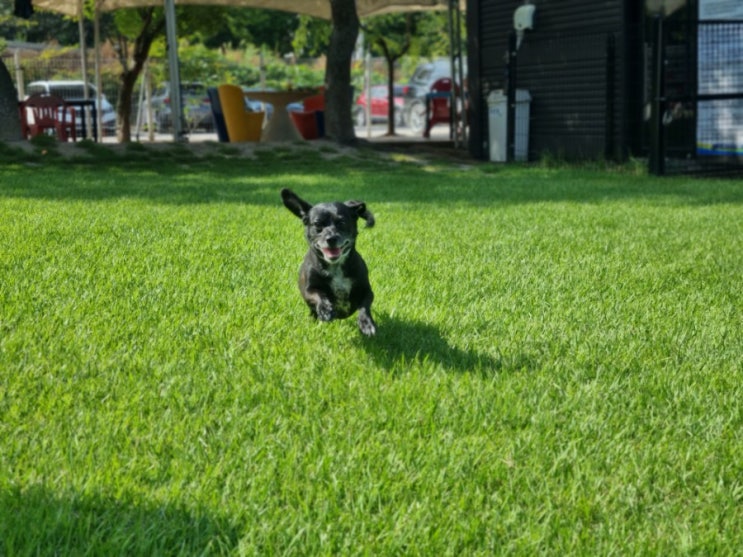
top-left (321, 247), bottom-right (344, 260)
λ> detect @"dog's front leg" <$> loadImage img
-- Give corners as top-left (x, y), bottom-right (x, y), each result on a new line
top-left (357, 293), bottom-right (376, 337)
top-left (303, 289), bottom-right (334, 321)
top-left (357, 308), bottom-right (376, 336)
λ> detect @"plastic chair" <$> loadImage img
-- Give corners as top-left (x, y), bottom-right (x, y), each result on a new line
top-left (217, 84), bottom-right (264, 142)
top-left (207, 87), bottom-right (229, 142)
top-left (423, 78), bottom-right (454, 138)
top-left (18, 101), bottom-right (31, 139)
top-left (289, 92), bottom-right (325, 140)
top-left (24, 93), bottom-right (77, 141)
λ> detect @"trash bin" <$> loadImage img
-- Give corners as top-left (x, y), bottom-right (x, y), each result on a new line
top-left (487, 89), bottom-right (531, 162)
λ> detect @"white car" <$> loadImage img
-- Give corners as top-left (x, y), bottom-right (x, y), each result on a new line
top-left (26, 80), bottom-right (116, 137)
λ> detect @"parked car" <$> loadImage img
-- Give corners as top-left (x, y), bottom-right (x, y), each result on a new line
top-left (151, 81), bottom-right (213, 132)
top-left (26, 80), bottom-right (116, 136)
top-left (402, 58), bottom-right (466, 132)
top-left (353, 84), bottom-right (406, 127)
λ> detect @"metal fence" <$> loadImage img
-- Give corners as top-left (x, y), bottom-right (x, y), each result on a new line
top-left (3, 46), bottom-right (121, 106)
top-left (648, 17), bottom-right (743, 176)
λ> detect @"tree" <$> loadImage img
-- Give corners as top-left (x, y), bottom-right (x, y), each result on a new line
top-left (108, 6), bottom-right (226, 142)
top-left (326, 0), bottom-right (359, 145)
top-left (0, 58), bottom-right (22, 141)
top-left (109, 8), bottom-right (165, 143)
top-left (362, 14), bottom-right (414, 136)
top-left (0, 9), bottom-right (81, 46)
top-left (292, 15), bottom-right (332, 57)
top-left (203, 8), bottom-right (299, 55)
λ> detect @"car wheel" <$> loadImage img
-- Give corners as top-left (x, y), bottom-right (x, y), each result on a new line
top-left (353, 107), bottom-right (366, 127)
top-left (406, 101), bottom-right (426, 132)
top-left (394, 106), bottom-right (405, 127)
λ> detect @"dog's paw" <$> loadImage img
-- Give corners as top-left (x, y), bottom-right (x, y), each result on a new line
top-left (316, 300), bottom-right (335, 322)
top-left (358, 313), bottom-right (376, 337)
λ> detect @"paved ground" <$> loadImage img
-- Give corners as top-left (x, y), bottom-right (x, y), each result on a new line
top-left (120, 123), bottom-right (457, 145)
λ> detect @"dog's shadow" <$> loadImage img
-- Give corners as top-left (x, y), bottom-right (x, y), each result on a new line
top-left (359, 314), bottom-right (536, 377)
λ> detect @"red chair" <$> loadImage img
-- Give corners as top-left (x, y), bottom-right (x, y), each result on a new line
top-left (289, 92), bottom-right (325, 140)
top-left (18, 101), bottom-right (31, 139)
top-left (24, 93), bottom-right (77, 142)
top-left (423, 78), bottom-right (454, 138)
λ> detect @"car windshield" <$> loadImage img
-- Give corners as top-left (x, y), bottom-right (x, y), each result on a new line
top-left (27, 83), bottom-right (94, 100)
top-left (182, 84), bottom-right (206, 96)
top-left (52, 86), bottom-right (87, 100)
top-left (411, 66), bottom-right (434, 82)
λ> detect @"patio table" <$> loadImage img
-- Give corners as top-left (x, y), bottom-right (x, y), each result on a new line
top-left (244, 89), bottom-right (319, 142)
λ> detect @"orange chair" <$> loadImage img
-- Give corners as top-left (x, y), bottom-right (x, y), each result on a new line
top-left (217, 84), bottom-right (264, 142)
top-left (423, 78), bottom-right (455, 138)
top-left (24, 93), bottom-right (77, 142)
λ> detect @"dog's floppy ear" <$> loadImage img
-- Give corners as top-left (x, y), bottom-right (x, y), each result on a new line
top-left (281, 188), bottom-right (313, 223)
top-left (345, 200), bottom-right (375, 228)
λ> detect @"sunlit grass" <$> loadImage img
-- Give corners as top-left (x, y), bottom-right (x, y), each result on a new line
top-left (1, 146), bottom-right (741, 554)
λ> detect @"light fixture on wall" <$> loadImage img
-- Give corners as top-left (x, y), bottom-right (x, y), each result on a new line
top-left (513, 3), bottom-right (536, 49)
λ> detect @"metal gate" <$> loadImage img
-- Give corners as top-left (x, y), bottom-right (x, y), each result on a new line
top-left (648, 16), bottom-right (743, 176)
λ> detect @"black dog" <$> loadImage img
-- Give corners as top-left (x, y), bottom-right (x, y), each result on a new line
top-left (281, 188), bottom-right (376, 336)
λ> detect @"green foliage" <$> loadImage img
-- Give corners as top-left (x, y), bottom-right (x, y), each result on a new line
top-left (262, 58), bottom-right (324, 89)
top-left (292, 15), bottom-right (332, 57)
top-left (362, 11), bottom-right (456, 61)
top-left (411, 11), bottom-right (458, 58)
top-left (111, 7), bottom-right (162, 41)
top-left (363, 13), bottom-right (412, 58)
top-left (229, 8), bottom-right (298, 53)
top-left (0, 152), bottom-right (742, 554)
top-left (148, 44), bottom-right (323, 90)
top-left (0, 11), bottom-right (80, 45)
top-left (173, 42), bottom-right (230, 85)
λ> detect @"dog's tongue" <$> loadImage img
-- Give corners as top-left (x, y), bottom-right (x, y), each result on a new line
top-left (322, 247), bottom-right (343, 260)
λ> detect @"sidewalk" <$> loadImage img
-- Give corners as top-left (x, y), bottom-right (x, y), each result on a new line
top-left (111, 123), bottom-right (458, 145)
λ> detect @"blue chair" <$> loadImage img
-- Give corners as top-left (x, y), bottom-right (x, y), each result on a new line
top-left (207, 87), bottom-right (229, 142)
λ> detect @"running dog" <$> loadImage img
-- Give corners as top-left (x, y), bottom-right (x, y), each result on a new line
top-left (281, 188), bottom-right (376, 336)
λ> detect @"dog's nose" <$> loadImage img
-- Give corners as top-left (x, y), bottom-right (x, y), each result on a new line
top-left (326, 234), bottom-right (341, 247)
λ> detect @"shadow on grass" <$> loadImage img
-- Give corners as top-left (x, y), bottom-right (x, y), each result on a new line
top-left (361, 314), bottom-right (538, 377)
top-left (2, 140), bottom-right (742, 207)
top-left (0, 485), bottom-right (240, 555)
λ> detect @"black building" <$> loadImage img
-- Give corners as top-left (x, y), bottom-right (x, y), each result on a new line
top-left (465, 0), bottom-right (708, 163)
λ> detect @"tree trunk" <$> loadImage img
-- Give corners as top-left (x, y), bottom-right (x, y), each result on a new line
top-left (0, 59), bottom-right (22, 142)
top-left (326, 0), bottom-right (359, 145)
top-left (115, 9), bottom-right (164, 143)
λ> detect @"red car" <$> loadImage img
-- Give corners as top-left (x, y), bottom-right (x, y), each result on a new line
top-left (353, 84), bottom-right (406, 127)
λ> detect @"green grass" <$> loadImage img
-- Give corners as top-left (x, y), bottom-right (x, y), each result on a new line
top-left (1, 145), bottom-right (741, 555)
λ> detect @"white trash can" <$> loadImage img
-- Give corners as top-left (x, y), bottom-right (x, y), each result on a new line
top-left (487, 89), bottom-right (531, 162)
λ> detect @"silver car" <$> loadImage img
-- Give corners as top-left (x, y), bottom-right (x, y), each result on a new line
top-left (26, 80), bottom-right (116, 137)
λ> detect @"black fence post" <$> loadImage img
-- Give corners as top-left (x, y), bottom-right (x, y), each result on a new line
top-left (605, 33), bottom-right (616, 161)
top-left (649, 16), bottom-right (666, 176)
top-left (506, 31), bottom-right (518, 162)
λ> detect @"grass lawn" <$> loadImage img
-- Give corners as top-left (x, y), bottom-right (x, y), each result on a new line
top-left (1, 139), bottom-right (741, 555)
